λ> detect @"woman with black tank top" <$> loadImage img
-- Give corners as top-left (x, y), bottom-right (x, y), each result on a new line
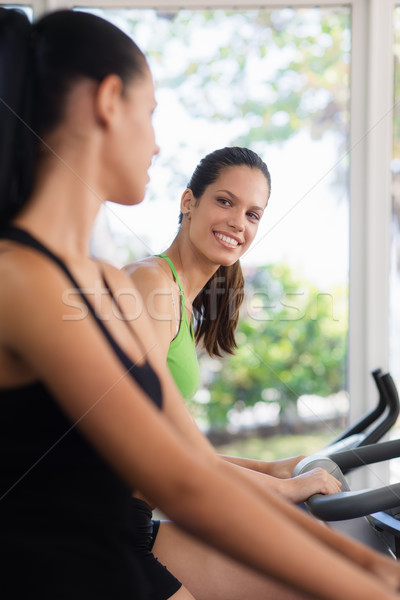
top-left (1, 7), bottom-right (400, 600)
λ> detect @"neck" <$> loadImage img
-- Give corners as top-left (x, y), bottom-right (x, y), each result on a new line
top-left (12, 151), bottom-right (104, 259)
top-left (164, 235), bottom-right (220, 304)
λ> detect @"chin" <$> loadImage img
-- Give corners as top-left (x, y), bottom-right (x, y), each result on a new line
top-left (130, 195), bottom-right (146, 206)
top-left (212, 255), bottom-right (240, 268)
top-left (223, 259), bottom-right (240, 267)
top-left (115, 191), bottom-right (146, 206)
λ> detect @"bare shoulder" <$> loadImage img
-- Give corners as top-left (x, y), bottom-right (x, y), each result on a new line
top-left (123, 256), bottom-right (174, 292)
top-left (98, 258), bottom-right (175, 339)
top-left (94, 256), bottom-right (167, 294)
top-left (0, 241), bottom-right (84, 351)
top-left (123, 257), bottom-right (177, 345)
top-left (0, 241), bottom-right (62, 299)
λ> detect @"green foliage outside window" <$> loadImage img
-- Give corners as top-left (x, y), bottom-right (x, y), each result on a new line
top-left (191, 264), bottom-right (348, 429)
top-left (93, 6), bottom-right (350, 435)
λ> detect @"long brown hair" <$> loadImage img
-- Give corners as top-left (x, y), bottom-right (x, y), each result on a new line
top-left (185, 147), bottom-right (271, 357)
top-left (193, 262), bottom-right (244, 357)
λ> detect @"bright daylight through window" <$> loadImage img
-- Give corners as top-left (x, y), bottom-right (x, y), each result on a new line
top-left (84, 5), bottom-right (351, 456)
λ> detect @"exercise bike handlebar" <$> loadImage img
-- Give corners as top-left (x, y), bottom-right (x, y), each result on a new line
top-left (361, 372), bottom-right (400, 445)
top-left (331, 369), bottom-right (385, 442)
top-left (291, 370), bottom-right (400, 540)
top-left (329, 437), bottom-right (400, 471)
top-left (305, 484), bottom-right (400, 521)
top-left (326, 371), bottom-right (400, 450)
top-left (293, 455), bottom-right (400, 521)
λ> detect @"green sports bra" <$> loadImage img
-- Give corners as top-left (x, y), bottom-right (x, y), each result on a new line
top-left (156, 255), bottom-right (201, 400)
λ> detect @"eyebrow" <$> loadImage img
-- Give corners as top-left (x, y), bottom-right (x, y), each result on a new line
top-left (215, 189), bottom-right (265, 212)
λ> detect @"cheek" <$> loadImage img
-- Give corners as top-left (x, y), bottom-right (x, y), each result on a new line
top-left (243, 224), bottom-right (260, 249)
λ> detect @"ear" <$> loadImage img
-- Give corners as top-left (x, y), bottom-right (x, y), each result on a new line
top-left (94, 74), bottom-right (124, 129)
top-left (180, 188), bottom-right (195, 215)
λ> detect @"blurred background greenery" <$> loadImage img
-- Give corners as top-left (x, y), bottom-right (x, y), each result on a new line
top-left (89, 6), bottom-right (351, 458)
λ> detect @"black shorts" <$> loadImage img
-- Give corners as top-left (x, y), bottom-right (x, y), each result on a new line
top-left (131, 497), bottom-right (182, 600)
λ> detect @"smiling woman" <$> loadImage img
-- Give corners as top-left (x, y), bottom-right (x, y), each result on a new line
top-left (123, 147), bottom-right (349, 599)
top-left (126, 147), bottom-right (271, 364)
top-left (183, 165), bottom-right (267, 258)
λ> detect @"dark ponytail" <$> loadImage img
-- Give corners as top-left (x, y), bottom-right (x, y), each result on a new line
top-left (0, 9), bottom-right (35, 225)
top-left (0, 8), bottom-right (148, 227)
top-left (187, 147), bottom-right (271, 357)
top-left (193, 262), bottom-right (245, 357)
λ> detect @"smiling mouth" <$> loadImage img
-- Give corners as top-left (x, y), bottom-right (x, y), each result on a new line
top-left (214, 232), bottom-right (242, 248)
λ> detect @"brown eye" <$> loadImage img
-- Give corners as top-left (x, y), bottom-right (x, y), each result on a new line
top-left (217, 198), bottom-right (231, 206)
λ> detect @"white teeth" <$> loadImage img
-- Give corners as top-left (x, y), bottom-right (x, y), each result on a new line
top-left (215, 232), bottom-right (239, 246)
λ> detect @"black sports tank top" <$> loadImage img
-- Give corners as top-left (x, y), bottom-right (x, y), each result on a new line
top-left (0, 226), bottom-right (162, 599)
top-left (0, 225), bottom-right (162, 405)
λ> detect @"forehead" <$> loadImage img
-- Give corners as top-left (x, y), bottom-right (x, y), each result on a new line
top-left (211, 165), bottom-right (270, 206)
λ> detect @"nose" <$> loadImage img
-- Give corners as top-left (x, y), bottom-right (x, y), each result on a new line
top-left (227, 210), bottom-right (245, 232)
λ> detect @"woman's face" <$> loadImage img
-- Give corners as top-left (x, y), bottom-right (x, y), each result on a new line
top-left (186, 165), bottom-right (269, 267)
top-left (105, 67), bottom-right (159, 206)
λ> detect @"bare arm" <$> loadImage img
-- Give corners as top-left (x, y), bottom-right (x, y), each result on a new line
top-left (218, 454), bottom-right (400, 592)
top-left (125, 261), bottom-right (344, 502)
top-left (120, 264), bottom-right (400, 592)
top-left (221, 455), bottom-right (342, 502)
top-left (220, 454), bottom-right (305, 478)
top-left (220, 454), bottom-right (343, 503)
top-left (1, 254), bottom-right (399, 600)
